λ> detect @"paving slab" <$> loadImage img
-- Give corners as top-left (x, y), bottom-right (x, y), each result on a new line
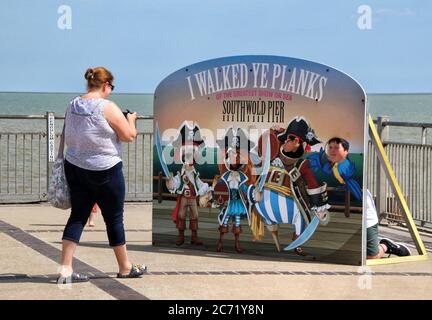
top-left (0, 203), bottom-right (431, 300)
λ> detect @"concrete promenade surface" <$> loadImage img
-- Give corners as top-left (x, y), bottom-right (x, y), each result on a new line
top-left (0, 203), bottom-right (431, 300)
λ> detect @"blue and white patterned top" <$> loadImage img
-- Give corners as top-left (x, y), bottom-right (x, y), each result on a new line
top-left (65, 96), bottom-right (122, 171)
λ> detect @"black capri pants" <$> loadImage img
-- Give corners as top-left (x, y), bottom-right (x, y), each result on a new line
top-left (62, 160), bottom-right (126, 247)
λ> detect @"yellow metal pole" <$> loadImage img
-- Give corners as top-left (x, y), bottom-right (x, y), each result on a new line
top-left (368, 114), bottom-right (427, 256)
top-left (367, 255), bottom-right (428, 266)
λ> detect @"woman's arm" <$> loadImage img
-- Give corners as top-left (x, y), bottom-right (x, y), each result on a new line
top-left (103, 102), bottom-right (137, 142)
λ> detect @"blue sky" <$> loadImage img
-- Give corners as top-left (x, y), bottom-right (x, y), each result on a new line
top-left (0, 0), bottom-right (431, 93)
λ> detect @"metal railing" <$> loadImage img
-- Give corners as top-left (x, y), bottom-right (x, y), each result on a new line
top-left (0, 131), bottom-right (47, 202)
top-left (152, 173), bottom-right (361, 217)
top-left (366, 117), bottom-right (432, 229)
top-left (1, 113), bottom-right (431, 230)
top-left (123, 131), bottom-right (153, 201)
top-left (0, 114), bottom-right (153, 203)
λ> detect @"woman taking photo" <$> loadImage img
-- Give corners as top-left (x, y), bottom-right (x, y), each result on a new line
top-left (58, 67), bottom-right (146, 283)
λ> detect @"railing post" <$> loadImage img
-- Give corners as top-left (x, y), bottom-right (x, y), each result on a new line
top-left (344, 187), bottom-right (351, 218)
top-left (158, 171), bottom-right (163, 203)
top-left (45, 112), bottom-right (55, 200)
top-left (421, 127), bottom-right (427, 145)
top-left (376, 116), bottom-right (389, 221)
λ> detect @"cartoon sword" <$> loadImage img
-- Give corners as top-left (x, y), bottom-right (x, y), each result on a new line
top-left (247, 132), bottom-right (271, 218)
top-left (155, 123), bottom-right (172, 179)
top-left (283, 216), bottom-right (320, 251)
top-left (258, 131), bottom-right (271, 192)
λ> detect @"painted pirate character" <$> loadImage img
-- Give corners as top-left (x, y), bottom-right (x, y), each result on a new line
top-left (166, 121), bottom-right (211, 246)
top-left (248, 116), bottom-right (330, 254)
top-left (212, 127), bottom-right (255, 253)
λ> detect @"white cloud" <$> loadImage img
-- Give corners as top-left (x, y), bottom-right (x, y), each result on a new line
top-left (375, 8), bottom-right (416, 17)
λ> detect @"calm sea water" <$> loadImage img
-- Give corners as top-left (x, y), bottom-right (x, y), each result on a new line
top-left (0, 92), bottom-right (154, 134)
top-left (0, 92), bottom-right (153, 116)
top-left (0, 92), bottom-right (431, 143)
top-left (367, 94), bottom-right (432, 144)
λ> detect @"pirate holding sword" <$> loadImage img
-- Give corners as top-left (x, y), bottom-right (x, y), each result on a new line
top-left (156, 121), bottom-right (212, 246)
top-left (248, 116), bottom-right (331, 254)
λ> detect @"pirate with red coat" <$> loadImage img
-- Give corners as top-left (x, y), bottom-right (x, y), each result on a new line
top-left (166, 122), bottom-right (211, 246)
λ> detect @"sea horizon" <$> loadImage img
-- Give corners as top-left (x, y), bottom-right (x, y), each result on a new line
top-left (1, 90), bottom-right (432, 95)
top-left (1, 91), bottom-right (431, 144)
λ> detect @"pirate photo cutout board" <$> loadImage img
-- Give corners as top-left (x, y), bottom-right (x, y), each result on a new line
top-left (153, 55), bottom-right (366, 265)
